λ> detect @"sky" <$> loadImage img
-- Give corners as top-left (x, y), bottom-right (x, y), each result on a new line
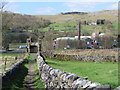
top-left (5, 0), bottom-right (119, 15)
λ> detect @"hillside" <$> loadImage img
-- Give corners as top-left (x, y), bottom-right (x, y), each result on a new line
top-left (59, 12), bottom-right (88, 15)
top-left (34, 10), bottom-right (118, 36)
top-left (34, 10), bottom-right (118, 23)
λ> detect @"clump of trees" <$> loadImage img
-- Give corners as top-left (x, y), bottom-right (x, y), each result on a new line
top-left (1, 11), bottom-right (51, 50)
top-left (42, 31), bottom-right (78, 51)
top-left (10, 14), bottom-right (51, 31)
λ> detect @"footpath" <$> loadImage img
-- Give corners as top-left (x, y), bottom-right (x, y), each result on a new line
top-left (24, 54), bottom-right (36, 90)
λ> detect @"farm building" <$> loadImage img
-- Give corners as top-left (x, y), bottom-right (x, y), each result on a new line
top-left (53, 33), bottom-right (113, 49)
top-left (53, 36), bottom-right (92, 49)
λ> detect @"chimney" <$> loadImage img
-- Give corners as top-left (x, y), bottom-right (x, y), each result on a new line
top-left (78, 22), bottom-right (81, 40)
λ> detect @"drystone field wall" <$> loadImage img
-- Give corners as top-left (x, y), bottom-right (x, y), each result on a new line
top-left (52, 54), bottom-right (118, 62)
top-left (1, 57), bottom-right (27, 85)
top-left (37, 54), bottom-right (111, 89)
top-left (42, 49), bottom-right (119, 62)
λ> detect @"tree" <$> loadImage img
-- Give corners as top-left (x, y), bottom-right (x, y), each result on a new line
top-left (0, 0), bottom-right (8, 11)
top-left (0, 1), bottom-right (11, 50)
top-left (1, 1), bottom-right (51, 49)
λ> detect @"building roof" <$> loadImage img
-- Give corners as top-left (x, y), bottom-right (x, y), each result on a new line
top-left (55, 36), bottom-right (92, 41)
top-left (56, 37), bottom-right (77, 41)
top-left (75, 36), bottom-right (91, 39)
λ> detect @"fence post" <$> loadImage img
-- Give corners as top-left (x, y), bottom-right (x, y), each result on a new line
top-left (77, 22), bottom-right (81, 49)
top-left (4, 58), bottom-right (7, 71)
top-left (38, 38), bottom-right (42, 54)
top-left (27, 37), bottom-right (31, 53)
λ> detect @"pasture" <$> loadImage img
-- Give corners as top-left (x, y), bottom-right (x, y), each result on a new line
top-left (34, 10), bottom-right (117, 23)
top-left (9, 43), bottom-right (26, 50)
top-left (38, 22), bottom-right (118, 35)
top-left (0, 53), bottom-right (26, 75)
top-left (46, 58), bottom-right (118, 88)
top-left (33, 59), bottom-right (45, 88)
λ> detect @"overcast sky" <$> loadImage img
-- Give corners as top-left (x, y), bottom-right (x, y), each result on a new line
top-left (5, 0), bottom-right (118, 15)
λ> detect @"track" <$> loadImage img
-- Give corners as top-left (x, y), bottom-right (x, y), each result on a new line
top-left (24, 54), bottom-right (36, 90)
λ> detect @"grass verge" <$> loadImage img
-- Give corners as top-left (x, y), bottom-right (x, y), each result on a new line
top-left (46, 58), bottom-right (118, 88)
top-left (33, 58), bottom-right (45, 89)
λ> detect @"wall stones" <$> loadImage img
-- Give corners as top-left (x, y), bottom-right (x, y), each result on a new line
top-left (43, 49), bottom-right (119, 62)
top-left (37, 54), bottom-right (111, 89)
top-left (51, 54), bottom-right (119, 62)
top-left (2, 57), bottom-right (27, 86)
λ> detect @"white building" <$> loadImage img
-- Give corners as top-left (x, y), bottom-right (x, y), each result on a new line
top-left (74, 36), bottom-right (91, 39)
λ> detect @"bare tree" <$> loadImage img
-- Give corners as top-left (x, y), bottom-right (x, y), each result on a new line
top-left (0, 0), bottom-right (8, 11)
top-left (1, 0), bottom-right (11, 50)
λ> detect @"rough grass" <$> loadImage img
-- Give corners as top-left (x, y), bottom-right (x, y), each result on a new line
top-left (33, 59), bottom-right (45, 89)
top-left (1, 53), bottom-right (25, 56)
top-left (34, 10), bottom-right (117, 23)
top-left (0, 53), bottom-right (27, 74)
top-left (46, 58), bottom-right (118, 88)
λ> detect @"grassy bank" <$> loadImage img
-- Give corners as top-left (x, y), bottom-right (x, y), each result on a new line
top-left (33, 59), bottom-right (45, 89)
top-left (46, 58), bottom-right (118, 88)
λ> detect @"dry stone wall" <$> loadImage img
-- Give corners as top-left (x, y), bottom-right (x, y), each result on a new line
top-left (1, 57), bottom-right (27, 85)
top-left (42, 49), bottom-right (119, 62)
top-left (37, 54), bottom-right (111, 89)
top-left (52, 54), bottom-right (119, 62)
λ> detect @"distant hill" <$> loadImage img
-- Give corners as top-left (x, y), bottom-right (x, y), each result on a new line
top-left (34, 10), bottom-right (118, 23)
top-left (59, 12), bottom-right (88, 15)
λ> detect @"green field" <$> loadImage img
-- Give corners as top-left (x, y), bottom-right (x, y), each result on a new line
top-left (38, 22), bottom-right (118, 35)
top-left (0, 53), bottom-right (26, 74)
top-left (35, 10), bottom-right (118, 35)
top-left (9, 43), bottom-right (26, 50)
top-left (33, 59), bottom-right (45, 88)
top-left (46, 58), bottom-right (118, 88)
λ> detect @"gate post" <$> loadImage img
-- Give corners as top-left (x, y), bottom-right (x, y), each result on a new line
top-left (27, 37), bottom-right (31, 53)
top-left (38, 38), bottom-right (42, 54)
